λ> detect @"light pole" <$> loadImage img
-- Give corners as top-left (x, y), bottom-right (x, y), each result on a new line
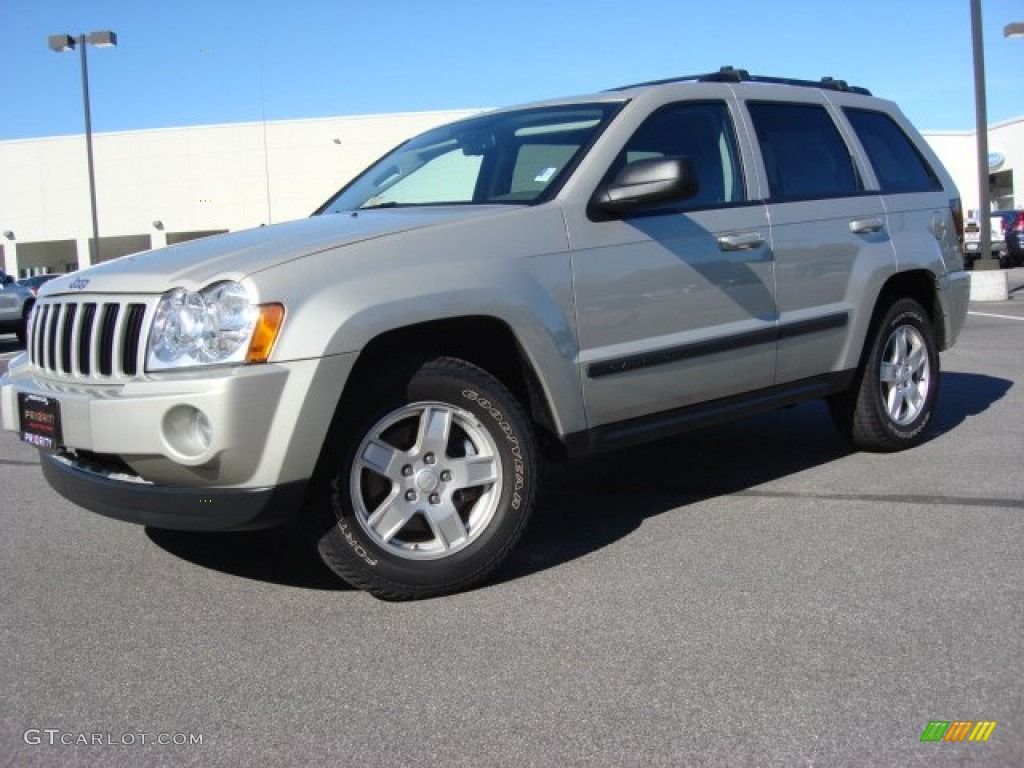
top-left (47, 31), bottom-right (117, 267)
top-left (969, 0), bottom-right (997, 269)
top-left (1005, 23), bottom-right (1024, 211)
top-left (970, 7), bottom-right (1024, 270)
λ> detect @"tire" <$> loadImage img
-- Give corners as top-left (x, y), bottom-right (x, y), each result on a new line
top-left (310, 357), bottom-right (537, 600)
top-left (829, 298), bottom-right (939, 452)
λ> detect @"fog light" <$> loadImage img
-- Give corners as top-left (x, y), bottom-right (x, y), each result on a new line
top-left (192, 409), bottom-right (212, 450)
top-left (163, 405), bottom-right (214, 459)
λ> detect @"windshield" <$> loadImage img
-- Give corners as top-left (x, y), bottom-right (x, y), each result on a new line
top-left (316, 103), bottom-right (620, 213)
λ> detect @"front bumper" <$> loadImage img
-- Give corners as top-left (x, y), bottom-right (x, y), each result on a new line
top-left (1, 351), bottom-right (358, 530)
top-left (41, 451), bottom-right (306, 531)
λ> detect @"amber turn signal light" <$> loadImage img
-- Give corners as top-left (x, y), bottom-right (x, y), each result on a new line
top-left (246, 304), bottom-right (285, 363)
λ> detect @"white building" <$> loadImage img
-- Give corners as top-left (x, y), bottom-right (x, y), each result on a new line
top-left (1, 109), bottom-right (1021, 278)
top-left (924, 115), bottom-right (1024, 215)
top-left (0, 108), bottom-right (481, 277)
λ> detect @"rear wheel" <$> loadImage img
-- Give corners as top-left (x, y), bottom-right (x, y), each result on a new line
top-left (829, 298), bottom-right (939, 452)
top-left (311, 357), bottom-right (537, 600)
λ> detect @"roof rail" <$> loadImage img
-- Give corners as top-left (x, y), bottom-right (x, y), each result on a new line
top-left (608, 66), bottom-right (872, 96)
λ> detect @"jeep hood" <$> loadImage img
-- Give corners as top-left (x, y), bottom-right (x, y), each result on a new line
top-left (42, 207), bottom-right (509, 295)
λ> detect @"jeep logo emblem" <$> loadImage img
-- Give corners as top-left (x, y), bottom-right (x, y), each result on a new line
top-left (68, 277), bottom-right (90, 291)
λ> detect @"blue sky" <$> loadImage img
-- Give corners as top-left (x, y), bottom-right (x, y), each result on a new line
top-left (1, 0), bottom-right (1022, 140)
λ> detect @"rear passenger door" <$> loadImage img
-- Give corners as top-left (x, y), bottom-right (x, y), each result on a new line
top-left (744, 99), bottom-right (892, 384)
top-left (840, 105), bottom-right (955, 275)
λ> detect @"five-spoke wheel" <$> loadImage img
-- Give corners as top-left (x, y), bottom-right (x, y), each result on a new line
top-left (351, 402), bottom-right (502, 560)
top-left (312, 357), bottom-right (536, 600)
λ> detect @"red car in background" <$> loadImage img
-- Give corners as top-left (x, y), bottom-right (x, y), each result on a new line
top-left (993, 209), bottom-right (1024, 268)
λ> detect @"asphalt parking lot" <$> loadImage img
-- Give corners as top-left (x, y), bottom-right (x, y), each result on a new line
top-left (1, 271), bottom-right (1022, 768)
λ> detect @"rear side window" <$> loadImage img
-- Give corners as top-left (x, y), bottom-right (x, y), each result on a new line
top-left (843, 108), bottom-right (942, 193)
top-left (748, 102), bottom-right (860, 201)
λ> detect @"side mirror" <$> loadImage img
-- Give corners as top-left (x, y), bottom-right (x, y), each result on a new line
top-left (592, 156), bottom-right (698, 216)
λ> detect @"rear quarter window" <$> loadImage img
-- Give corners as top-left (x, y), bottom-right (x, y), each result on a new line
top-left (843, 108), bottom-right (942, 193)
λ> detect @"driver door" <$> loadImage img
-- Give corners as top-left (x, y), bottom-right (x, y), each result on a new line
top-left (565, 101), bottom-right (777, 429)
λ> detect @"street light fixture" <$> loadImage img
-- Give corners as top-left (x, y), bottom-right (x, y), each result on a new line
top-left (47, 30), bottom-right (118, 267)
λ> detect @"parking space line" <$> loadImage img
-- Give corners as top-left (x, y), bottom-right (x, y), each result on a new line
top-left (968, 311), bottom-right (1024, 321)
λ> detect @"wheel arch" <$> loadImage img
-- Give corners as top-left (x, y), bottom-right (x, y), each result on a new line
top-left (338, 316), bottom-right (569, 460)
top-left (874, 269), bottom-right (946, 349)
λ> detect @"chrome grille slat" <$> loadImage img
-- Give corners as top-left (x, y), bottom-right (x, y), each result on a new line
top-left (79, 303), bottom-right (97, 376)
top-left (68, 303), bottom-right (85, 376)
top-left (122, 304), bottom-right (146, 377)
top-left (26, 297), bottom-right (150, 382)
top-left (99, 304), bottom-right (120, 377)
top-left (60, 303), bottom-right (77, 373)
top-left (44, 305), bottom-right (59, 371)
top-left (30, 304), bottom-right (47, 367)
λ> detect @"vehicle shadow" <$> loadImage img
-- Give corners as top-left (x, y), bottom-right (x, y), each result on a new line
top-left (501, 400), bottom-right (849, 583)
top-left (146, 371), bottom-right (1010, 594)
top-left (500, 370), bottom-right (1012, 584)
top-left (145, 527), bottom-right (351, 591)
top-left (933, 370), bottom-right (1014, 432)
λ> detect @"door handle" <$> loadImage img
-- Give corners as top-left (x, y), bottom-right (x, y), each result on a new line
top-left (849, 218), bottom-right (885, 234)
top-left (718, 232), bottom-right (765, 251)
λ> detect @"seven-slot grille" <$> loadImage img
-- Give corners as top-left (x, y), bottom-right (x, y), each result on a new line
top-left (28, 299), bottom-right (149, 380)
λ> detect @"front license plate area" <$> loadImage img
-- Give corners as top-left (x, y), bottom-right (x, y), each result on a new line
top-left (18, 393), bottom-right (63, 451)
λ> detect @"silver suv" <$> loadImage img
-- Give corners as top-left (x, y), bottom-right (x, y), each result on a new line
top-left (0, 68), bottom-right (970, 599)
top-left (0, 270), bottom-right (34, 344)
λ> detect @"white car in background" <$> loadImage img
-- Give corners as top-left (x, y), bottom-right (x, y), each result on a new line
top-left (962, 212), bottom-right (1007, 267)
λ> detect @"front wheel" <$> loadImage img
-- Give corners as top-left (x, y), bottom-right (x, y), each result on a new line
top-left (829, 298), bottom-right (939, 452)
top-left (311, 357), bottom-right (537, 600)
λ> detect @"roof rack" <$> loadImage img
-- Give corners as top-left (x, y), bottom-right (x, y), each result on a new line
top-left (608, 66), bottom-right (872, 96)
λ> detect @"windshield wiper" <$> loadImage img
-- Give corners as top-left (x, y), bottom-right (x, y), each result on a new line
top-left (359, 200), bottom-right (402, 209)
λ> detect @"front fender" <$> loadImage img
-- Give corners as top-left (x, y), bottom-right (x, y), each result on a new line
top-left (248, 205), bottom-right (587, 436)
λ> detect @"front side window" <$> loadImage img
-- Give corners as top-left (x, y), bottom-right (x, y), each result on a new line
top-left (603, 101), bottom-right (745, 209)
top-left (843, 108), bottom-right (941, 193)
top-left (317, 104), bottom-right (620, 213)
top-left (748, 102), bottom-right (860, 201)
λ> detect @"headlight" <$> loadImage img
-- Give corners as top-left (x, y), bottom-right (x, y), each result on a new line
top-left (146, 281), bottom-right (284, 371)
